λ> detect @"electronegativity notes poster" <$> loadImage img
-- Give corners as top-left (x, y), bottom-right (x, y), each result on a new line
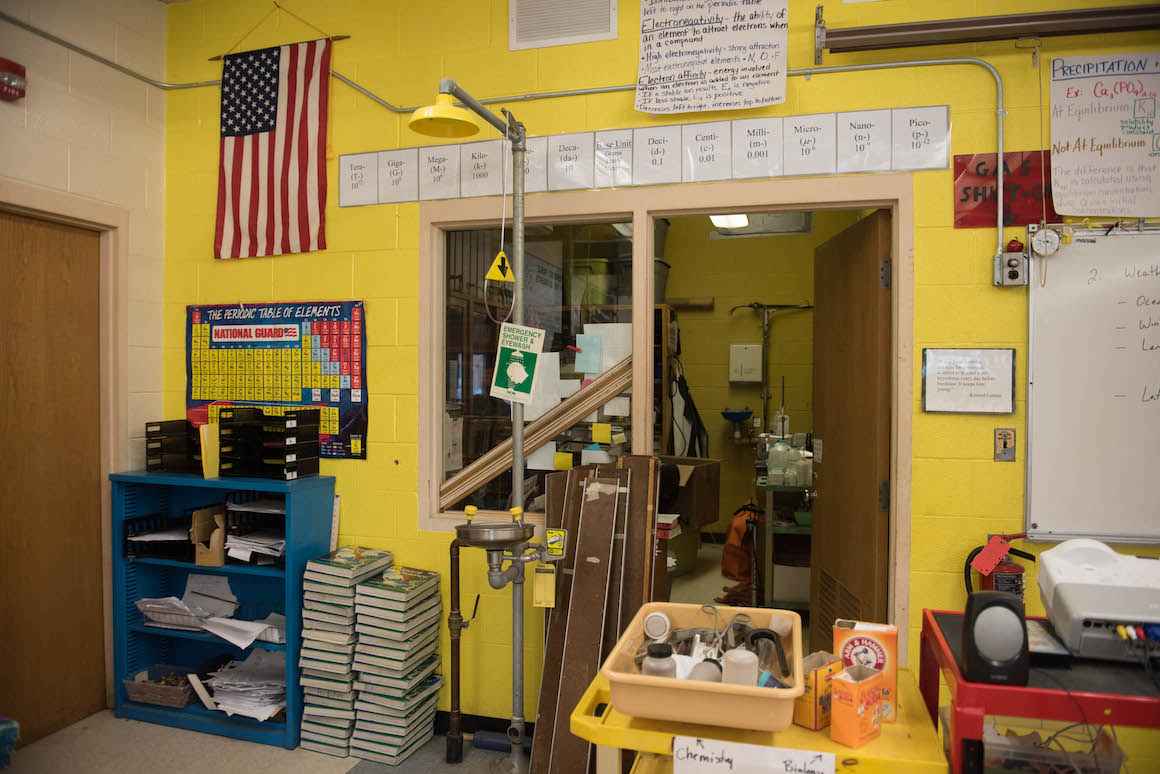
top-left (186, 301), bottom-right (368, 459)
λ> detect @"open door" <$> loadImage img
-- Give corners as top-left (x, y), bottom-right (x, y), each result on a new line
top-left (810, 209), bottom-right (892, 653)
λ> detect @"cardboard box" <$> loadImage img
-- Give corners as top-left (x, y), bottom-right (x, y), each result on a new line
top-left (830, 665), bottom-right (884, 748)
top-left (189, 507), bottom-right (225, 567)
top-left (834, 619), bottom-right (898, 722)
top-left (793, 651), bottom-right (844, 730)
top-left (658, 456), bottom-right (721, 528)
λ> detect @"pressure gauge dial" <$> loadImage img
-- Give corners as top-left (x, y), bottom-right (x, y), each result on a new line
top-left (1031, 227), bottom-right (1061, 257)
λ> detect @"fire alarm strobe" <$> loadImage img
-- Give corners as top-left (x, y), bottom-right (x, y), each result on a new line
top-left (0, 58), bottom-right (26, 102)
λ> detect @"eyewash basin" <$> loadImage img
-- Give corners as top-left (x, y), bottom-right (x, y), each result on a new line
top-left (455, 521), bottom-right (535, 550)
top-left (721, 408), bottom-right (753, 424)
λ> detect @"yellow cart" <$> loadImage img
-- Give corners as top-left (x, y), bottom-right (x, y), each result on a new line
top-left (570, 669), bottom-right (947, 773)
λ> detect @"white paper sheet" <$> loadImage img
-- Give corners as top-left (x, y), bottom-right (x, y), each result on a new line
top-left (203, 617), bottom-right (271, 650)
top-left (604, 396), bottom-right (631, 417)
top-left (732, 117), bottom-right (783, 179)
top-left (784, 114), bottom-right (837, 176)
top-left (836, 109), bottom-right (892, 173)
top-left (127, 528), bottom-right (190, 542)
top-left (527, 442), bottom-right (558, 471)
top-left (338, 152), bottom-right (378, 206)
top-left (183, 575), bottom-right (238, 618)
top-left (523, 352), bottom-right (561, 421)
top-left (559, 379), bottom-right (581, 398)
top-left (632, 126), bottom-right (683, 186)
top-left (635, 0), bottom-right (788, 115)
top-left (583, 322), bottom-right (632, 372)
top-left (377, 148), bottom-right (419, 203)
top-left (418, 145), bottom-right (460, 200)
top-left (682, 122), bottom-right (732, 182)
top-left (1050, 54), bottom-right (1160, 216)
top-left (581, 447), bottom-right (612, 465)
top-left (891, 106), bottom-right (949, 172)
top-left (460, 140), bottom-right (505, 198)
top-left (548, 133), bottom-right (596, 191)
top-left (673, 736), bottom-right (835, 774)
top-left (594, 130), bottom-right (634, 188)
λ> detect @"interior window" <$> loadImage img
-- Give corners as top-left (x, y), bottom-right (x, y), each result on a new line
top-left (443, 221), bottom-right (633, 513)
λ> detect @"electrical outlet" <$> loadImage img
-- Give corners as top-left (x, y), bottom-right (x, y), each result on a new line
top-left (994, 428), bottom-right (1016, 462)
top-left (994, 251), bottom-right (1029, 286)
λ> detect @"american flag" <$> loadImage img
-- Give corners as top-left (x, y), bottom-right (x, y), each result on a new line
top-left (214, 39), bottom-right (331, 259)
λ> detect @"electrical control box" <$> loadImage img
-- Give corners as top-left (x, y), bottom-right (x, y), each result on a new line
top-left (994, 249), bottom-right (1029, 286)
top-left (729, 344), bottom-right (762, 383)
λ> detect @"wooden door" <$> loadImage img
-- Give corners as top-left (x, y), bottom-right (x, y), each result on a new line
top-left (0, 211), bottom-right (105, 744)
top-left (810, 209), bottom-right (892, 653)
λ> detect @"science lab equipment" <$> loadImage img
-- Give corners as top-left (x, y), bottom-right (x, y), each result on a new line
top-left (641, 643), bottom-right (677, 678)
top-left (688, 659), bottom-right (723, 682)
top-left (723, 647), bottom-right (760, 685)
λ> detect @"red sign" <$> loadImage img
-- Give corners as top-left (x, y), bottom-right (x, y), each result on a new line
top-left (953, 151), bottom-right (1059, 228)
top-left (0, 58), bottom-right (26, 102)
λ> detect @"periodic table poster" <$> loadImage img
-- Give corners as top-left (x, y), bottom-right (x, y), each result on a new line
top-left (186, 301), bottom-right (368, 459)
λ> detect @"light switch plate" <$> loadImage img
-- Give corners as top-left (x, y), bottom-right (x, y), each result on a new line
top-left (994, 428), bottom-right (1016, 461)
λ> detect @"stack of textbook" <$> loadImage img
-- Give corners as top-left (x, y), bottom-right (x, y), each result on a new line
top-left (349, 566), bottom-right (443, 765)
top-left (298, 547), bottom-right (393, 758)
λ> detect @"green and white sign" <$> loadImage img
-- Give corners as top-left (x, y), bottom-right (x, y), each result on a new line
top-left (490, 322), bottom-right (546, 405)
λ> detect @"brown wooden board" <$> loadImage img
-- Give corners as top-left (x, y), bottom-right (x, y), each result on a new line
top-left (530, 466), bottom-right (590, 772)
top-left (598, 468), bottom-right (629, 660)
top-left (546, 476), bottom-right (618, 774)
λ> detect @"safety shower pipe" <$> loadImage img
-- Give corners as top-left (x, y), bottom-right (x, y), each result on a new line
top-left (446, 540), bottom-right (465, 763)
top-left (0, 9), bottom-right (1007, 257)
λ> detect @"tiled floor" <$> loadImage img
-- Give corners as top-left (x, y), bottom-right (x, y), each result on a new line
top-left (10, 711), bottom-right (518, 774)
top-left (670, 541), bottom-right (730, 605)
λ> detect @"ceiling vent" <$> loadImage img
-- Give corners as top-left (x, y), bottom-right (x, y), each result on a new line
top-left (510, 0), bottom-right (618, 50)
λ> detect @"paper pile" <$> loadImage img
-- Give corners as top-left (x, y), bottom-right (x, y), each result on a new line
top-left (136, 575), bottom-right (238, 630)
top-left (206, 650), bottom-right (286, 722)
top-left (225, 529), bottom-right (286, 562)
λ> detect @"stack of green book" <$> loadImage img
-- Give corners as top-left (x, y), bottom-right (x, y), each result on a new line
top-left (349, 566), bottom-right (442, 765)
top-left (298, 546), bottom-right (392, 758)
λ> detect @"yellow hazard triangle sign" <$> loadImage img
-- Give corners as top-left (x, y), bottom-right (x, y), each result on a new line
top-left (486, 250), bottom-right (515, 283)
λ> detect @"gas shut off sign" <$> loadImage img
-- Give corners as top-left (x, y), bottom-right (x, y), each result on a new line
top-left (490, 323), bottom-right (546, 405)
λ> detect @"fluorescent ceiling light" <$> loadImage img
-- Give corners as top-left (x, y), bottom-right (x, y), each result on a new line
top-left (709, 214), bottom-right (748, 229)
top-left (611, 222), bottom-right (633, 237)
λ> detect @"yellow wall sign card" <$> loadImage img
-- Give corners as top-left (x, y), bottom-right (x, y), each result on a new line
top-left (486, 250), bottom-right (515, 283)
top-left (545, 528), bottom-right (567, 558)
top-left (591, 422), bottom-right (613, 444)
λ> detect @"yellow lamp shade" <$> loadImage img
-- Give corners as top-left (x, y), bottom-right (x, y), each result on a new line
top-left (408, 93), bottom-right (480, 138)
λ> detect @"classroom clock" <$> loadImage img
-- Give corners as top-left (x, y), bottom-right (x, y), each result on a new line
top-left (1031, 227), bottom-right (1061, 257)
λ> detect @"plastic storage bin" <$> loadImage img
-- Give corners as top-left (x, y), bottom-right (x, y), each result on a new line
top-left (600, 602), bottom-right (804, 732)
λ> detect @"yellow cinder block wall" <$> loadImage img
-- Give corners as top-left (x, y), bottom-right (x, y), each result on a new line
top-left (164, 0), bottom-right (1160, 742)
top-left (663, 211), bottom-right (862, 530)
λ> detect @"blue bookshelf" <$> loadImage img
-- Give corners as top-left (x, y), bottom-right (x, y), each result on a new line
top-left (110, 471), bottom-right (334, 749)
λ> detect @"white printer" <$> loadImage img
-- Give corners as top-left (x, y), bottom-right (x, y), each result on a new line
top-left (1038, 539), bottom-right (1160, 662)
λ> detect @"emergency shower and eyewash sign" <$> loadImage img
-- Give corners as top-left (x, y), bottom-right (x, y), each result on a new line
top-left (1050, 53), bottom-right (1160, 217)
top-left (490, 323), bottom-right (546, 405)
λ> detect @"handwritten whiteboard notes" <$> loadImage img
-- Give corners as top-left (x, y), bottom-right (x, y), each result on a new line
top-left (892, 106), bottom-right (949, 171)
top-left (732, 117), bottom-right (783, 178)
top-left (922, 348), bottom-right (1016, 414)
top-left (635, 0), bottom-right (788, 115)
top-left (837, 109), bottom-right (891, 173)
top-left (682, 122), bottom-right (732, 181)
top-left (377, 149), bottom-right (418, 203)
top-left (785, 114), bottom-right (837, 176)
top-left (1050, 54), bottom-right (1160, 217)
top-left (419, 146), bottom-right (460, 200)
top-left (633, 125), bottom-right (683, 185)
top-left (549, 133), bottom-right (596, 191)
top-left (339, 153), bottom-right (378, 207)
top-left (672, 737), bottom-right (835, 774)
top-left (595, 130), bottom-right (633, 188)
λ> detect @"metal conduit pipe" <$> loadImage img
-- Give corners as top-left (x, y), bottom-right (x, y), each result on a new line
top-left (1, 9), bottom-right (1007, 254)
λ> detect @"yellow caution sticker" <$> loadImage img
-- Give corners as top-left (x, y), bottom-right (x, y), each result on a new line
top-left (486, 250), bottom-right (515, 283)
top-left (545, 528), bottom-right (567, 559)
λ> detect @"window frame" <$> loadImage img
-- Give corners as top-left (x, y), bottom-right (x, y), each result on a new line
top-left (417, 174), bottom-right (915, 660)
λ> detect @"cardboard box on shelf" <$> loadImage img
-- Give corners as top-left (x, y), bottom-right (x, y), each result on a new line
top-left (830, 664), bottom-right (884, 748)
top-left (190, 507), bottom-right (225, 567)
top-left (793, 651), bottom-right (843, 730)
top-left (833, 619), bottom-right (898, 722)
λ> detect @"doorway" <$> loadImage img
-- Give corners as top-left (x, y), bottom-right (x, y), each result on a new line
top-left (662, 208), bottom-right (893, 651)
top-left (0, 211), bottom-right (107, 744)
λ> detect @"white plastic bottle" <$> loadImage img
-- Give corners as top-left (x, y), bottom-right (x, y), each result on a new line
top-left (767, 438), bottom-right (792, 485)
top-left (722, 647), bottom-right (760, 685)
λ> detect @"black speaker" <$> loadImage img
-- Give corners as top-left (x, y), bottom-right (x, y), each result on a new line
top-left (963, 591), bottom-right (1029, 685)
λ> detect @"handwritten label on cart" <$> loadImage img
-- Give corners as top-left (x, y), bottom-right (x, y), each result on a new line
top-left (673, 737), bottom-right (835, 774)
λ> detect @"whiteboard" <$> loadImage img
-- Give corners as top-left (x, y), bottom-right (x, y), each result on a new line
top-left (1028, 227), bottom-right (1160, 542)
